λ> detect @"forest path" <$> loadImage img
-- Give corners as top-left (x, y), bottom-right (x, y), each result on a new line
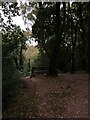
top-left (3, 74), bottom-right (88, 118)
top-left (22, 74), bottom-right (88, 118)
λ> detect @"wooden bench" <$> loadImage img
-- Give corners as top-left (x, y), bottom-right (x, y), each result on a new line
top-left (30, 67), bottom-right (49, 77)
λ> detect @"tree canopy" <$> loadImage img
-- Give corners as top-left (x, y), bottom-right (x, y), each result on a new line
top-left (1, 1), bottom-right (90, 76)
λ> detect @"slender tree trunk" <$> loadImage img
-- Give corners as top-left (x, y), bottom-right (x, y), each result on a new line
top-left (19, 46), bottom-right (23, 70)
top-left (71, 45), bottom-right (75, 73)
top-left (71, 20), bottom-right (78, 74)
top-left (14, 56), bottom-right (18, 69)
top-left (87, 17), bottom-right (90, 73)
top-left (70, 15), bottom-right (74, 74)
top-left (28, 59), bottom-right (30, 72)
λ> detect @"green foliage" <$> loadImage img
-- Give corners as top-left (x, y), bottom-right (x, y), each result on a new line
top-left (24, 45), bottom-right (39, 61)
top-left (31, 2), bottom-right (89, 73)
top-left (1, 2), bottom-right (20, 18)
top-left (2, 24), bottom-right (27, 111)
top-left (2, 24), bottom-right (27, 71)
top-left (2, 70), bottom-right (24, 109)
top-left (23, 45), bottom-right (39, 75)
top-left (1, 2), bottom-right (27, 71)
top-left (1, 2), bottom-right (28, 111)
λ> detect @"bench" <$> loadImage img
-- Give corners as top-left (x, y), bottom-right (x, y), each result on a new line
top-left (30, 67), bottom-right (49, 77)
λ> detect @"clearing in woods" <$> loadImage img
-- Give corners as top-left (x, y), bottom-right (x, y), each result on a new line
top-left (3, 74), bottom-right (88, 118)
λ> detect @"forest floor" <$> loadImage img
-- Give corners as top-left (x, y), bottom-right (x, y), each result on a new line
top-left (3, 73), bottom-right (88, 118)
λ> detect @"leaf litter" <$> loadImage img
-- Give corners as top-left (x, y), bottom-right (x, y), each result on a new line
top-left (3, 74), bottom-right (88, 118)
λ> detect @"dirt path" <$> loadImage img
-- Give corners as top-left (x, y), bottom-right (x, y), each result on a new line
top-left (62, 74), bottom-right (88, 118)
top-left (22, 74), bottom-right (88, 118)
top-left (22, 76), bottom-right (55, 118)
top-left (3, 74), bottom-right (88, 118)
top-left (32, 77), bottom-right (51, 117)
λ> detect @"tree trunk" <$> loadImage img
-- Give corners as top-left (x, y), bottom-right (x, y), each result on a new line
top-left (14, 56), bottom-right (18, 69)
top-left (48, 2), bottom-right (61, 76)
top-left (19, 46), bottom-right (23, 70)
top-left (87, 3), bottom-right (90, 73)
top-left (48, 52), bottom-right (58, 76)
top-left (38, 2), bottom-right (66, 76)
top-left (71, 45), bottom-right (75, 73)
top-left (48, 2), bottom-right (66, 76)
top-left (71, 13), bottom-right (78, 73)
top-left (28, 59), bottom-right (30, 72)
